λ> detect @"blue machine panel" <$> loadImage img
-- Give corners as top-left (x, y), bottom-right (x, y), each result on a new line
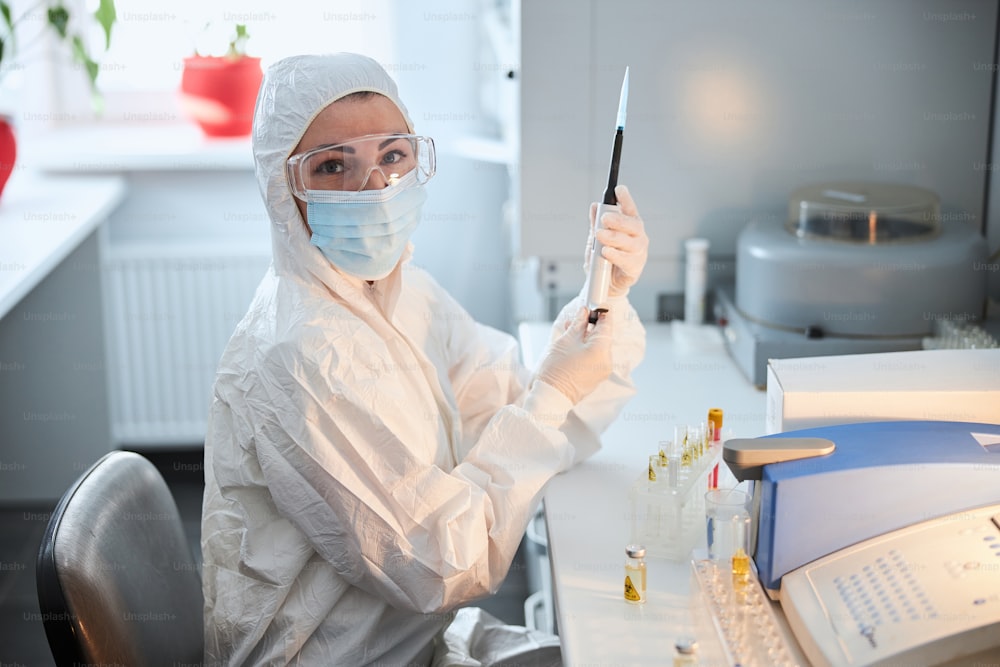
top-left (755, 421), bottom-right (1000, 593)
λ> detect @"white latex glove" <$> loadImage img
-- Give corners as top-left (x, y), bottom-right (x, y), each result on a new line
top-left (585, 184), bottom-right (649, 298)
top-left (535, 307), bottom-right (614, 405)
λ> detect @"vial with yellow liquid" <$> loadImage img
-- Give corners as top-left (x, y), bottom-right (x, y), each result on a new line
top-left (731, 546), bottom-right (750, 581)
top-left (624, 544), bottom-right (647, 604)
top-left (731, 546), bottom-right (751, 606)
top-left (677, 425), bottom-right (692, 468)
top-left (690, 423), bottom-right (704, 459)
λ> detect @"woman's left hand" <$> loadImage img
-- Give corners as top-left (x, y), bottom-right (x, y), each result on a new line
top-left (585, 184), bottom-right (649, 297)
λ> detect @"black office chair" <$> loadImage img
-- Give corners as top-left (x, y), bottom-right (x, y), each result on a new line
top-left (36, 450), bottom-right (204, 666)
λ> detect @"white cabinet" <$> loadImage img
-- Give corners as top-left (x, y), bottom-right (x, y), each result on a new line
top-left (0, 173), bottom-right (125, 501)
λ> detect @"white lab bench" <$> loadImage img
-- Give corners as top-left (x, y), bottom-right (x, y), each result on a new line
top-left (518, 320), bottom-right (768, 665)
top-left (0, 171), bottom-right (126, 501)
top-left (0, 171), bottom-right (125, 320)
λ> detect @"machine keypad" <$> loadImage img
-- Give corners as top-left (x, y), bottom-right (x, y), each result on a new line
top-left (833, 549), bottom-right (937, 631)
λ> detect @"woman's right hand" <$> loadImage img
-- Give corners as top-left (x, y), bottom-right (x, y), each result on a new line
top-left (535, 307), bottom-right (614, 404)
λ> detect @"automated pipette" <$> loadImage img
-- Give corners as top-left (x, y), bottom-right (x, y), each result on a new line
top-left (585, 67), bottom-right (630, 324)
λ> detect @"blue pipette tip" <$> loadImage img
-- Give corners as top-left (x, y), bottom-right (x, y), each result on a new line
top-left (616, 66), bottom-right (629, 130)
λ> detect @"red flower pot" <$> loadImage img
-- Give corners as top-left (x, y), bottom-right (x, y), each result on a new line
top-left (180, 56), bottom-right (263, 137)
top-left (0, 116), bottom-right (15, 199)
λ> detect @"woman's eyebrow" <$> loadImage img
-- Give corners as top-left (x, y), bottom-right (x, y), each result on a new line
top-left (305, 134), bottom-right (408, 154)
top-left (378, 136), bottom-right (405, 150)
top-left (314, 144), bottom-right (355, 154)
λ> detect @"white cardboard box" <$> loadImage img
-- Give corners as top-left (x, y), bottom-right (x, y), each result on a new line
top-left (765, 348), bottom-right (1000, 434)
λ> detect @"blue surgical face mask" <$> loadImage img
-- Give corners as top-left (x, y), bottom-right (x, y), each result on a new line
top-left (306, 172), bottom-right (427, 281)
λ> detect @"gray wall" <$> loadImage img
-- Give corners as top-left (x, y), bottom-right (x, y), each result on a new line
top-left (520, 0), bottom-right (999, 319)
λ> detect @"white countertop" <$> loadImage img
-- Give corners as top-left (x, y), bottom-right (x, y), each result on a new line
top-left (519, 320), bottom-right (769, 665)
top-left (0, 170), bottom-right (125, 319)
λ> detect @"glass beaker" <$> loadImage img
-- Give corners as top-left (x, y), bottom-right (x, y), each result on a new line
top-left (705, 488), bottom-right (751, 562)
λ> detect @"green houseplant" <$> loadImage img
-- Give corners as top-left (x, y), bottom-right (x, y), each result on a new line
top-left (0, 0), bottom-right (117, 197)
top-left (179, 23), bottom-right (262, 138)
top-left (0, 0), bottom-right (116, 93)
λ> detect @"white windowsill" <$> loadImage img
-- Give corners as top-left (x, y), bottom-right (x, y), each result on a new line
top-left (18, 123), bottom-right (255, 172)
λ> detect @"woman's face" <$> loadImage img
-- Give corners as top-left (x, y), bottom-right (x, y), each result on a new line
top-left (291, 94), bottom-right (410, 229)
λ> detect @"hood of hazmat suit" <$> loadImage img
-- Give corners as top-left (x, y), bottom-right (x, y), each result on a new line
top-left (201, 52), bottom-right (646, 666)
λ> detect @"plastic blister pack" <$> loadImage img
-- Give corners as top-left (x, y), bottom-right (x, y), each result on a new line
top-left (690, 558), bottom-right (801, 667)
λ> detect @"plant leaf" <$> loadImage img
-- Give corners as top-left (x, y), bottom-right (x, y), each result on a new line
top-left (1, 3), bottom-right (14, 64)
top-left (47, 5), bottom-right (70, 39)
top-left (93, 0), bottom-right (116, 50)
top-left (1, 2), bottom-right (12, 33)
top-left (226, 23), bottom-right (249, 59)
top-left (71, 34), bottom-right (98, 89)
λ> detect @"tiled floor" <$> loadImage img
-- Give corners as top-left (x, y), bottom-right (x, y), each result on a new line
top-left (0, 447), bottom-right (531, 665)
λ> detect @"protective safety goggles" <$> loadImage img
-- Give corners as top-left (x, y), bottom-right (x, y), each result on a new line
top-left (286, 133), bottom-right (436, 202)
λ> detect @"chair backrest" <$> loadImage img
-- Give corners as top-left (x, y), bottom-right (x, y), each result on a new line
top-left (36, 450), bottom-right (204, 667)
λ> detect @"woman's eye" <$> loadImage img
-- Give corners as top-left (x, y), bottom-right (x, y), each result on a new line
top-left (315, 159), bottom-right (343, 175)
top-left (382, 150), bottom-right (406, 166)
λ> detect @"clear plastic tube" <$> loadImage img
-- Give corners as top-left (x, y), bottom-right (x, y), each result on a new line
top-left (684, 238), bottom-right (709, 324)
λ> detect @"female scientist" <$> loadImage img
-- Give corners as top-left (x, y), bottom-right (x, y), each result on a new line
top-left (201, 53), bottom-right (648, 666)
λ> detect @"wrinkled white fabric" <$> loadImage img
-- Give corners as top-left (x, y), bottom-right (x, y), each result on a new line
top-left (200, 53), bottom-right (646, 667)
top-left (432, 608), bottom-right (562, 667)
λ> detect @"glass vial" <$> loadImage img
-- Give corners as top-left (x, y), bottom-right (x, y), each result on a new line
top-left (674, 637), bottom-right (699, 666)
top-left (679, 425), bottom-right (692, 468)
top-left (690, 423), bottom-right (704, 460)
top-left (731, 547), bottom-right (750, 581)
top-left (667, 430), bottom-right (682, 489)
top-left (708, 408), bottom-right (723, 442)
top-left (624, 544), bottom-right (647, 604)
top-left (732, 546), bottom-right (751, 606)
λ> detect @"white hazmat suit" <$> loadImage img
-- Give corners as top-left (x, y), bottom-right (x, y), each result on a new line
top-left (201, 53), bottom-right (646, 666)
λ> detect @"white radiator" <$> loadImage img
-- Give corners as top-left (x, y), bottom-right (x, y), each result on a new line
top-left (103, 245), bottom-right (271, 445)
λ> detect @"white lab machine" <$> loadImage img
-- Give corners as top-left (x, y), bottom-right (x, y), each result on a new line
top-left (716, 182), bottom-right (989, 387)
top-left (695, 420), bottom-right (1000, 666)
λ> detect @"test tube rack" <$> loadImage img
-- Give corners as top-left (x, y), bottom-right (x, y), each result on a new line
top-left (690, 558), bottom-right (801, 667)
top-left (628, 441), bottom-right (722, 561)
